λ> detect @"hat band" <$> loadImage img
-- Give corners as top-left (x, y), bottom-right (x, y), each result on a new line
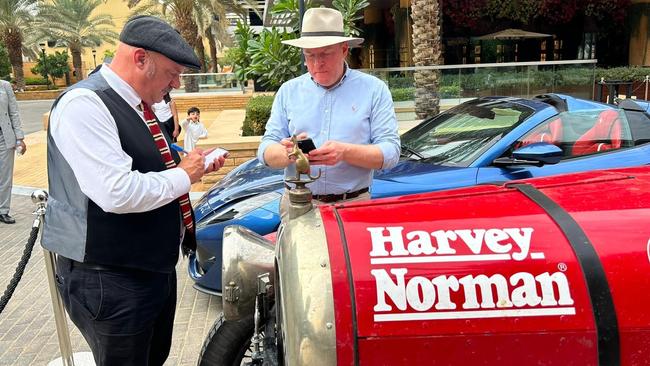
top-left (300, 31), bottom-right (345, 37)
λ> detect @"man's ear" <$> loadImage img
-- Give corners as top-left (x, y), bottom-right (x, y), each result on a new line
top-left (134, 49), bottom-right (147, 68)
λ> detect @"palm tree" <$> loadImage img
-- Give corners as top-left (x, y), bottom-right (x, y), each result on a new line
top-left (0, 0), bottom-right (37, 91)
top-left (127, 0), bottom-right (233, 90)
top-left (410, 0), bottom-right (442, 119)
top-left (170, 0), bottom-right (202, 90)
top-left (199, 1), bottom-right (230, 73)
top-left (36, 0), bottom-right (119, 82)
top-left (127, 0), bottom-right (202, 91)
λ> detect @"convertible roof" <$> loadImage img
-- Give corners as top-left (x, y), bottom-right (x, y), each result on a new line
top-left (533, 94), bottom-right (569, 113)
top-left (618, 99), bottom-right (647, 112)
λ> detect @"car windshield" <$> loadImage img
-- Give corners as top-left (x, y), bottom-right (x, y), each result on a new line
top-left (401, 99), bottom-right (535, 166)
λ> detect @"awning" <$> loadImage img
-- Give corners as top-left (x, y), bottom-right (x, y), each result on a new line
top-left (476, 28), bottom-right (552, 40)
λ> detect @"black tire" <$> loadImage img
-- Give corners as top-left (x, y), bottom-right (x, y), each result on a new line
top-left (198, 313), bottom-right (255, 366)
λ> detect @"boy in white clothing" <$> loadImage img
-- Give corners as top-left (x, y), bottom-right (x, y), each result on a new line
top-left (181, 107), bottom-right (208, 151)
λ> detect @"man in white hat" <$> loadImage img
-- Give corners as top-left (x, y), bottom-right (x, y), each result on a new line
top-left (257, 7), bottom-right (400, 213)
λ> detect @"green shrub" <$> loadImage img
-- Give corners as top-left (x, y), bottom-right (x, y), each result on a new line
top-left (595, 66), bottom-right (650, 82)
top-left (246, 28), bottom-right (302, 91)
top-left (458, 72), bottom-right (493, 91)
top-left (552, 68), bottom-right (588, 86)
top-left (455, 68), bottom-right (596, 91)
top-left (387, 74), bottom-right (413, 89)
top-left (231, 21), bottom-right (255, 84)
top-left (441, 74), bottom-right (462, 88)
top-left (24, 77), bottom-right (49, 85)
top-left (390, 87), bottom-right (414, 101)
top-left (532, 70), bottom-right (562, 87)
top-left (25, 85), bottom-right (49, 91)
top-left (242, 95), bottom-right (275, 136)
top-left (439, 85), bottom-right (461, 98)
top-left (30, 51), bottom-right (70, 88)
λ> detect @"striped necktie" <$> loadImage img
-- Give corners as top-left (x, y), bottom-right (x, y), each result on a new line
top-left (141, 101), bottom-right (196, 249)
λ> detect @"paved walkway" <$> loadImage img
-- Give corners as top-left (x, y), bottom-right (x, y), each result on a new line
top-left (0, 195), bottom-right (222, 365)
top-left (0, 110), bottom-right (248, 365)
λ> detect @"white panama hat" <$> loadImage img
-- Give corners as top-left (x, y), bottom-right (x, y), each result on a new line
top-left (281, 8), bottom-right (364, 49)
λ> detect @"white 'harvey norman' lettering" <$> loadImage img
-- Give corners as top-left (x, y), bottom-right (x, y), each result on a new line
top-left (367, 226), bottom-right (542, 263)
top-left (371, 268), bottom-right (575, 322)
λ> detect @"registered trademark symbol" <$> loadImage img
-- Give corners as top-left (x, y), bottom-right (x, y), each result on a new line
top-left (558, 263), bottom-right (567, 272)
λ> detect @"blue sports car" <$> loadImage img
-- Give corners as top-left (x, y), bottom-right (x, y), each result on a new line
top-left (189, 94), bottom-right (650, 294)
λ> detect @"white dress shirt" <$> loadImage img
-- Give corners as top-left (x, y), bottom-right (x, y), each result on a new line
top-left (258, 67), bottom-right (400, 195)
top-left (152, 99), bottom-right (173, 121)
top-left (49, 64), bottom-right (191, 214)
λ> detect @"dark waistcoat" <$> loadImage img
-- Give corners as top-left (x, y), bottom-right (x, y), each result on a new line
top-left (43, 72), bottom-right (182, 273)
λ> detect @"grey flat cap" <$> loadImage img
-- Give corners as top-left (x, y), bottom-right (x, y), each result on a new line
top-left (120, 15), bottom-right (201, 70)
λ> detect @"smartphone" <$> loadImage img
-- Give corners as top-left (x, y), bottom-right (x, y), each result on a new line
top-left (297, 138), bottom-right (317, 153)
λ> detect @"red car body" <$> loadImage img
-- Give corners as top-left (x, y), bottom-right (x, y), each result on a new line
top-left (319, 167), bottom-right (650, 365)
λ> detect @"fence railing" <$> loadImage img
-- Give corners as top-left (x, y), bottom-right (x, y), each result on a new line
top-left (176, 72), bottom-right (245, 94)
top-left (361, 60), bottom-right (599, 103)
top-left (175, 61), bottom-right (646, 105)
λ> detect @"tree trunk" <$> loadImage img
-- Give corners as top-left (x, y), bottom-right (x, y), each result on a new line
top-left (196, 35), bottom-right (207, 73)
top-left (70, 46), bottom-right (84, 82)
top-left (3, 27), bottom-right (25, 91)
top-left (411, 0), bottom-right (442, 119)
top-left (206, 27), bottom-right (218, 72)
top-left (175, 0), bottom-right (200, 93)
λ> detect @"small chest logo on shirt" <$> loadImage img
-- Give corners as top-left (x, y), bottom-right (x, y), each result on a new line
top-left (351, 105), bottom-right (357, 113)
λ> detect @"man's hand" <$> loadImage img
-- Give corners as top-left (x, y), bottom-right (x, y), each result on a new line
top-left (16, 140), bottom-right (26, 154)
top-left (308, 140), bottom-right (348, 166)
top-left (264, 132), bottom-right (309, 168)
top-left (309, 141), bottom-right (385, 169)
top-left (177, 149), bottom-right (206, 183)
top-left (279, 137), bottom-right (295, 161)
top-left (172, 127), bottom-right (180, 138)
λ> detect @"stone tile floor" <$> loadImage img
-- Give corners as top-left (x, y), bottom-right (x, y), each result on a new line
top-left (0, 194), bottom-right (222, 365)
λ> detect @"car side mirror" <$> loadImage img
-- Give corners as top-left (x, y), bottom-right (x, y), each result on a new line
top-left (493, 142), bottom-right (563, 167)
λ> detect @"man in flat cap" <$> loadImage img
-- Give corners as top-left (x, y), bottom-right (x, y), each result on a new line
top-left (44, 15), bottom-right (225, 365)
top-left (257, 7), bottom-right (400, 215)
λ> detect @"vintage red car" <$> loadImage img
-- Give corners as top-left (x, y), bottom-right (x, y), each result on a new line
top-left (199, 166), bottom-right (650, 366)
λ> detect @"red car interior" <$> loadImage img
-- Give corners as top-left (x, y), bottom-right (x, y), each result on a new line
top-left (572, 110), bottom-right (622, 155)
top-left (518, 118), bottom-right (563, 148)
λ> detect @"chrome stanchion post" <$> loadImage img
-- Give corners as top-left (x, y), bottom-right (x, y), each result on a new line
top-left (33, 190), bottom-right (95, 366)
top-left (31, 190), bottom-right (75, 366)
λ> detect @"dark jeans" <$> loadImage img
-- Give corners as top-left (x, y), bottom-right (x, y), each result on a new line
top-left (55, 257), bottom-right (177, 366)
top-left (161, 117), bottom-right (179, 142)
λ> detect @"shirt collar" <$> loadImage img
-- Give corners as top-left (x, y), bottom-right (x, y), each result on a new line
top-left (311, 62), bottom-right (350, 90)
top-left (100, 64), bottom-right (143, 111)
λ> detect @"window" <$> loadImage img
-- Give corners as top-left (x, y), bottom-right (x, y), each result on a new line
top-left (578, 33), bottom-right (596, 60)
top-left (401, 100), bottom-right (534, 166)
top-left (623, 110), bottom-right (650, 146)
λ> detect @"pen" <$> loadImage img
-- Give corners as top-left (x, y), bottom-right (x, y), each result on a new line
top-left (170, 143), bottom-right (188, 155)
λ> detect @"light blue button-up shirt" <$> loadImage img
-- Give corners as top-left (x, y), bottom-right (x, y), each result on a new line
top-left (257, 67), bottom-right (401, 195)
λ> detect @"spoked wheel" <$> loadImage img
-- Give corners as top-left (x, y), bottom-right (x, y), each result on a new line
top-left (198, 313), bottom-right (256, 366)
